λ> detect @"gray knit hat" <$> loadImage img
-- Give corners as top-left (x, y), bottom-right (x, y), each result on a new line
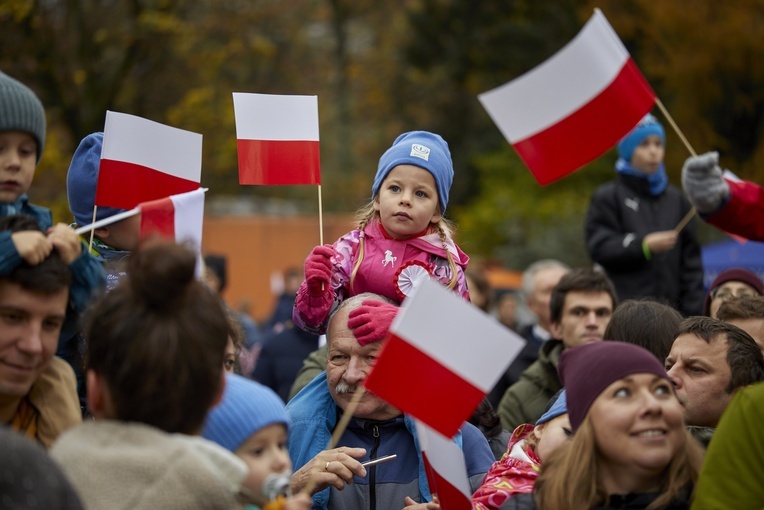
top-left (0, 70), bottom-right (46, 161)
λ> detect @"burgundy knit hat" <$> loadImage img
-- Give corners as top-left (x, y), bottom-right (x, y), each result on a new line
top-left (704, 268), bottom-right (764, 316)
top-left (558, 341), bottom-right (670, 432)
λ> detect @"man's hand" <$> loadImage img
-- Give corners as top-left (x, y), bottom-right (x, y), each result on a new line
top-left (681, 151), bottom-right (730, 214)
top-left (403, 495), bottom-right (441, 509)
top-left (11, 231), bottom-right (52, 266)
top-left (290, 447), bottom-right (367, 496)
top-left (643, 230), bottom-right (678, 254)
top-left (47, 223), bottom-right (83, 264)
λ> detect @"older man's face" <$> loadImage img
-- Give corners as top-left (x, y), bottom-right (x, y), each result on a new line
top-left (326, 305), bottom-right (400, 421)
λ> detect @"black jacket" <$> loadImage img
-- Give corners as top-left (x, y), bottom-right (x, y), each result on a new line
top-left (585, 174), bottom-right (704, 316)
top-left (500, 491), bottom-right (691, 509)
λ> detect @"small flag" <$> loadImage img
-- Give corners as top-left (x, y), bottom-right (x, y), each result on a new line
top-left (721, 170), bottom-right (749, 244)
top-left (139, 188), bottom-right (206, 254)
top-left (96, 111), bottom-right (202, 209)
top-left (364, 279), bottom-right (526, 438)
top-left (233, 93), bottom-right (321, 185)
top-left (478, 9), bottom-right (656, 185)
top-left (416, 420), bottom-right (472, 510)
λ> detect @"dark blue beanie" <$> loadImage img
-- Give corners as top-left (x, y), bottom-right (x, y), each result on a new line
top-left (372, 131), bottom-right (453, 214)
top-left (67, 132), bottom-right (128, 227)
top-left (617, 113), bottom-right (665, 163)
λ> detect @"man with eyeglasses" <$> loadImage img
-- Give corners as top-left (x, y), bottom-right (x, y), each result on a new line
top-left (703, 268), bottom-right (764, 318)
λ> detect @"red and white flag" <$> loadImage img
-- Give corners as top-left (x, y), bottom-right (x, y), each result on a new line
top-left (478, 9), bottom-right (656, 185)
top-left (233, 93), bottom-right (321, 185)
top-left (415, 421), bottom-right (472, 510)
top-left (96, 111), bottom-right (202, 209)
top-left (364, 279), bottom-right (526, 438)
top-left (139, 188), bottom-right (206, 254)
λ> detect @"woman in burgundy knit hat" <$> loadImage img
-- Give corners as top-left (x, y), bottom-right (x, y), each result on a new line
top-left (704, 268), bottom-right (764, 318)
top-left (502, 341), bottom-right (704, 510)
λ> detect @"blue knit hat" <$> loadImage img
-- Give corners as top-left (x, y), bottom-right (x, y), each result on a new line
top-left (202, 374), bottom-right (289, 452)
top-left (67, 132), bottom-right (128, 227)
top-left (0, 71), bottom-right (46, 162)
top-left (617, 113), bottom-right (665, 163)
top-left (372, 131), bottom-right (454, 214)
top-left (535, 388), bottom-right (568, 426)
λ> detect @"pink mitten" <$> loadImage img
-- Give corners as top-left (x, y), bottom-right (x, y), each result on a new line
top-left (347, 299), bottom-right (398, 346)
top-left (304, 245), bottom-right (335, 297)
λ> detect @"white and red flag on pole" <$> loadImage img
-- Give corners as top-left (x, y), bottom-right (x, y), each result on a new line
top-left (139, 188), bottom-right (206, 254)
top-left (364, 278), bottom-right (526, 438)
top-left (233, 93), bottom-right (321, 185)
top-left (96, 111), bottom-right (202, 209)
top-left (478, 9), bottom-right (656, 185)
top-left (415, 420), bottom-right (472, 510)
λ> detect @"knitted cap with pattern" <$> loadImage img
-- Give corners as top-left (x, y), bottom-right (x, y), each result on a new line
top-left (0, 71), bottom-right (46, 162)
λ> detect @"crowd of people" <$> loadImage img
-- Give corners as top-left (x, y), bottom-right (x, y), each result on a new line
top-left (3, 66), bottom-right (764, 510)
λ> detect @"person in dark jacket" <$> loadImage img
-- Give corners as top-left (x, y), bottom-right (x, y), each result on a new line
top-left (585, 113), bottom-right (704, 317)
top-left (501, 341), bottom-right (705, 510)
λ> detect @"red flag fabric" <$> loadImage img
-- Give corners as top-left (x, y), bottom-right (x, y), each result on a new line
top-left (96, 111), bottom-right (202, 209)
top-left (364, 279), bottom-right (525, 438)
top-left (233, 93), bottom-right (321, 185)
top-left (478, 9), bottom-right (656, 185)
top-left (416, 421), bottom-right (472, 510)
top-left (139, 189), bottom-right (205, 253)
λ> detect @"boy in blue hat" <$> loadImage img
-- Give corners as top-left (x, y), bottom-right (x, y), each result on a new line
top-left (293, 131), bottom-right (470, 338)
top-left (585, 113), bottom-right (704, 316)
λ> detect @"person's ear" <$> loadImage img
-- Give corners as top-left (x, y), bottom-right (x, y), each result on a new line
top-left (373, 196), bottom-right (381, 212)
top-left (532, 423), bottom-right (546, 442)
top-left (93, 227), bottom-right (110, 240)
top-left (87, 370), bottom-right (109, 419)
top-left (550, 321), bottom-right (562, 339)
top-left (430, 207), bottom-right (442, 224)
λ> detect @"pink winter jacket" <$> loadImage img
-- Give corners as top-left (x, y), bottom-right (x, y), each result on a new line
top-left (294, 219), bottom-right (469, 334)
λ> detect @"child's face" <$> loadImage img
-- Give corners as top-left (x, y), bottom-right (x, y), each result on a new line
top-left (0, 131), bottom-right (37, 203)
top-left (630, 135), bottom-right (664, 175)
top-left (373, 164), bottom-right (441, 239)
top-left (532, 413), bottom-right (572, 462)
top-left (235, 423), bottom-right (292, 505)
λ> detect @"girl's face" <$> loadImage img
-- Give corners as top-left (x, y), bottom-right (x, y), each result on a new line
top-left (532, 413), bottom-right (572, 462)
top-left (236, 423), bottom-right (292, 505)
top-left (374, 165), bottom-right (441, 239)
top-left (630, 135), bottom-right (664, 174)
top-left (588, 373), bottom-right (685, 489)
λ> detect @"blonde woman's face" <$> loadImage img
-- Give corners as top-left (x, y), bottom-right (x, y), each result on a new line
top-left (589, 373), bottom-right (684, 483)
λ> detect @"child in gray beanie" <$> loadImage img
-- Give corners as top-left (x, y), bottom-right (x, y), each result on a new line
top-left (0, 70), bottom-right (105, 349)
top-left (293, 130), bottom-right (470, 338)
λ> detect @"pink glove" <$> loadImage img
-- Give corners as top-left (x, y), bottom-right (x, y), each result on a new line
top-left (304, 245), bottom-right (335, 297)
top-left (347, 299), bottom-right (398, 346)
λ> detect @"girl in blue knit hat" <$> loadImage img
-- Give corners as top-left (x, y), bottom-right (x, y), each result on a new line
top-left (584, 113), bottom-right (704, 317)
top-left (293, 131), bottom-right (469, 341)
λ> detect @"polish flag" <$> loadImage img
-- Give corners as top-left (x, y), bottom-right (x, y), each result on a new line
top-left (415, 421), bottom-right (471, 510)
top-left (96, 111), bottom-right (202, 209)
top-left (478, 9), bottom-right (656, 185)
top-left (364, 279), bottom-right (526, 438)
top-left (233, 93), bottom-right (321, 185)
top-left (139, 188), bottom-right (206, 255)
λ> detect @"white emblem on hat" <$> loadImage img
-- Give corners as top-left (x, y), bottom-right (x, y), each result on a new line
top-left (410, 144), bottom-right (430, 161)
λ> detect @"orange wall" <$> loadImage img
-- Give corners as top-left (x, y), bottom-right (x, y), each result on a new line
top-left (202, 214), bottom-right (355, 323)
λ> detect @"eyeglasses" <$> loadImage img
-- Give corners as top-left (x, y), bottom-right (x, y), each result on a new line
top-left (711, 289), bottom-right (759, 301)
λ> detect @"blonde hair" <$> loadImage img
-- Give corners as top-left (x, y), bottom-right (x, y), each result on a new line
top-left (350, 202), bottom-right (458, 293)
top-left (535, 417), bottom-right (704, 510)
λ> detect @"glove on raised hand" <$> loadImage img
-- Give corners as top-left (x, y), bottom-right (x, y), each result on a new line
top-left (681, 151), bottom-right (730, 214)
top-left (304, 245), bottom-right (335, 297)
top-left (347, 299), bottom-right (399, 346)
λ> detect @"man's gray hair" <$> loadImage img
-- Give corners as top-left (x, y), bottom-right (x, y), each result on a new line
top-left (326, 292), bottom-right (397, 342)
top-left (521, 259), bottom-right (570, 298)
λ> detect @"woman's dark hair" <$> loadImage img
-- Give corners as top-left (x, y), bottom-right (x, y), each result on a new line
top-left (603, 299), bottom-right (683, 362)
top-left (85, 241), bottom-right (228, 434)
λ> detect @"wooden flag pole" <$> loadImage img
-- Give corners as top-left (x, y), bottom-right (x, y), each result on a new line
top-left (88, 206), bottom-right (98, 251)
top-left (300, 387), bottom-right (366, 497)
top-left (654, 97), bottom-right (698, 232)
top-left (318, 184), bottom-right (325, 246)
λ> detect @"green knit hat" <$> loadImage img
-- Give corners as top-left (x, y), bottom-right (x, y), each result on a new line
top-left (0, 71), bottom-right (46, 162)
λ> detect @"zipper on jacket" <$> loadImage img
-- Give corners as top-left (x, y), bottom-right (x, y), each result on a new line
top-left (369, 424), bottom-right (380, 510)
